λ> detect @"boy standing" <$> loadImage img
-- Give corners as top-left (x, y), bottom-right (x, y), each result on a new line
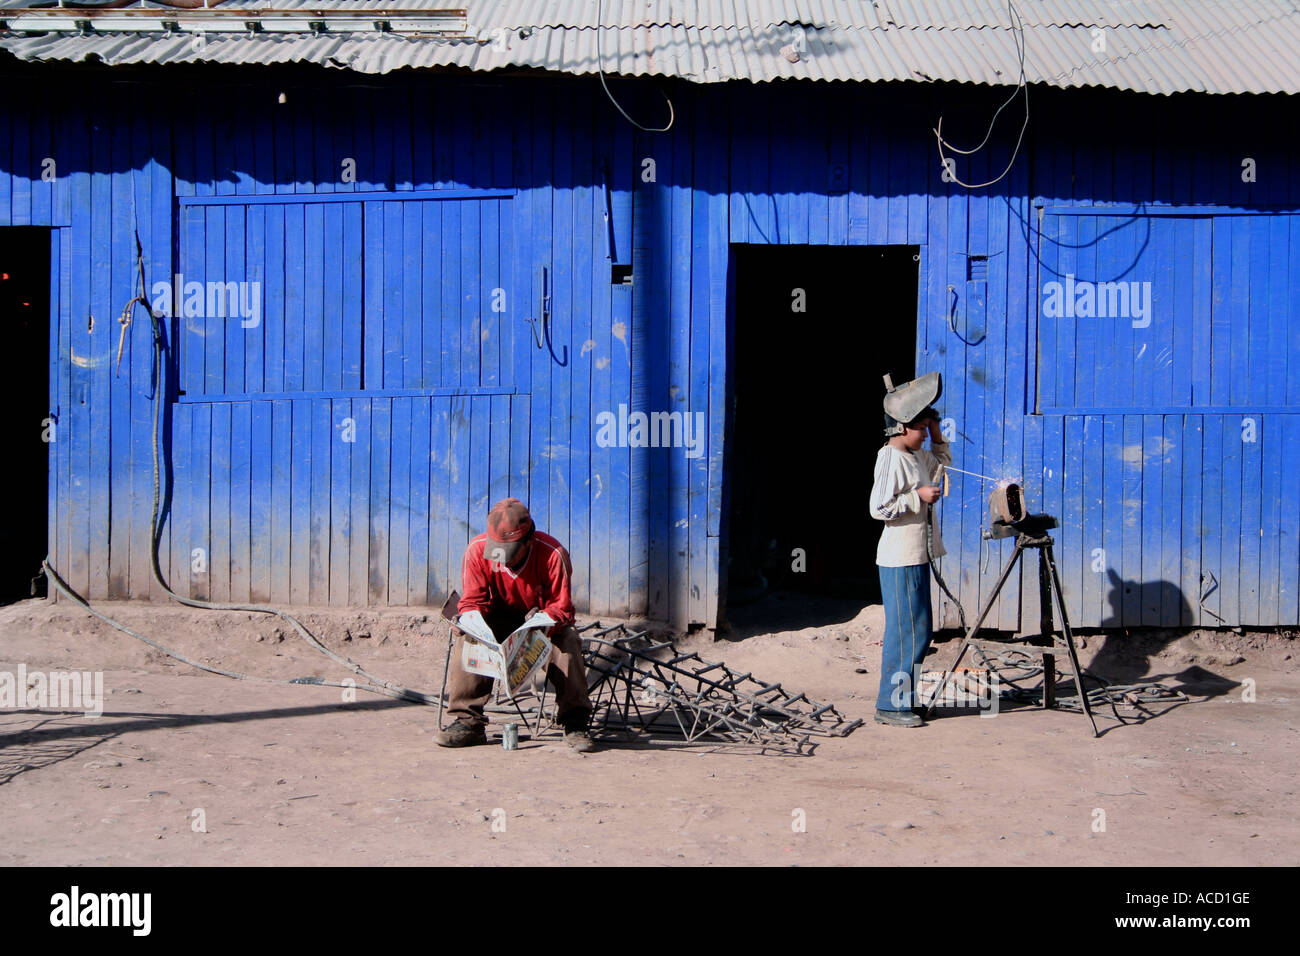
top-left (869, 377), bottom-right (951, 728)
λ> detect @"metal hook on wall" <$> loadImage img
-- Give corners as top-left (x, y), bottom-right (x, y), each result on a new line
top-left (524, 266), bottom-right (567, 366)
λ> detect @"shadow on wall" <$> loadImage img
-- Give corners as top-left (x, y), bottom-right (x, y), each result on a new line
top-left (1089, 569), bottom-right (1237, 698)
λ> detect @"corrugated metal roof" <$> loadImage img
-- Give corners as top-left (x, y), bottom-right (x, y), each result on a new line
top-left (1, 1), bottom-right (1296, 95)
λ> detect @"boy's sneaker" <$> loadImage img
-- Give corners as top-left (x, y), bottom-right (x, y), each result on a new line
top-left (874, 708), bottom-right (923, 728)
top-left (434, 720), bottom-right (487, 747)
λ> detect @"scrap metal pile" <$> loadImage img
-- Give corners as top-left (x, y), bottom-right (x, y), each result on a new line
top-left (496, 622), bottom-right (862, 755)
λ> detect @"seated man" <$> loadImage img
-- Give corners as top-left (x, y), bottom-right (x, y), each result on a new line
top-left (435, 498), bottom-right (595, 752)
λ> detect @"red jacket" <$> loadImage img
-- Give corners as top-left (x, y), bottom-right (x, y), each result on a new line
top-left (457, 530), bottom-right (575, 630)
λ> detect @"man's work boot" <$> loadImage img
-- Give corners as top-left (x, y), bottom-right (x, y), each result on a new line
top-left (434, 719), bottom-right (487, 748)
top-left (874, 709), bottom-right (923, 728)
top-left (561, 710), bottom-right (596, 752)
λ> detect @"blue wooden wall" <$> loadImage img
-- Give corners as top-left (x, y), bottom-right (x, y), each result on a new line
top-left (2, 64), bottom-right (1297, 630)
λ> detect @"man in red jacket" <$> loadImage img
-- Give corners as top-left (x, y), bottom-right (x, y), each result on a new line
top-left (435, 498), bottom-right (595, 752)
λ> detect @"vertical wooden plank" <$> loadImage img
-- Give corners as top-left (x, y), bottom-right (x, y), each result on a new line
top-left (203, 207), bottom-right (225, 396)
top-left (408, 397), bottom-right (431, 606)
top-left (322, 202), bottom-right (344, 390)
top-left (1278, 415), bottom-right (1300, 625)
top-left (171, 405), bottom-right (192, 599)
top-left (382, 200), bottom-right (404, 389)
top-left (363, 201), bottom-right (385, 389)
top-left (1256, 413), bottom-right (1281, 626)
top-left (283, 204), bottom-right (305, 391)
top-left (1238, 408), bottom-right (1263, 626)
top-left (460, 197), bottom-right (483, 390)
top-left (250, 401), bottom-right (273, 603)
top-left (479, 197), bottom-right (501, 387)
top-left (328, 398), bottom-right (352, 607)
top-left (188, 403), bottom-right (211, 602)
top-left (428, 398), bottom-right (451, 602)
top-left (147, 105), bottom-right (173, 600)
top-left (224, 205), bottom-right (246, 395)
top-left (527, 84), bottom-right (552, 533)
top-left (87, 101), bottom-right (113, 599)
top-left (469, 394), bottom-right (491, 555)
top-left (368, 398), bottom-right (391, 604)
top-left (209, 402), bottom-right (232, 603)
top-left (347, 399), bottom-right (372, 606)
top-left (303, 203), bottom-right (325, 392)
top-left (1080, 415), bottom-right (1106, 627)
top-left (1159, 414), bottom-right (1182, 626)
top-left (439, 199), bottom-right (461, 388)
top-left (447, 395), bottom-right (471, 584)
top-left (569, 83), bottom-right (594, 613)
top-left (388, 397), bottom-right (411, 606)
top-left (1179, 415), bottom-right (1203, 627)
top-left (1063, 415), bottom-right (1085, 625)
top-left (309, 398), bottom-right (331, 606)
top-left (1140, 414), bottom-right (1163, 625)
top-left (1119, 415), bottom-right (1143, 625)
top-left (609, 94), bottom-right (634, 616)
top-left (1099, 415), bottom-right (1125, 628)
top-left (230, 401), bottom-right (252, 603)
top-left (290, 399), bottom-right (312, 605)
top-left (1198, 415), bottom-right (1224, 626)
top-left (263, 204), bottom-right (286, 393)
top-left (342, 202), bottom-right (363, 389)
top-left (1219, 413), bottom-right (1243, 626)
top-left (703, 93), bottom-right (729, 627)
top-left (421, 200), bottom-right (442, 390)
top-left (403, 200), bottom-right (423, 387)
top-left (245, 204), bottom-right (267, 394)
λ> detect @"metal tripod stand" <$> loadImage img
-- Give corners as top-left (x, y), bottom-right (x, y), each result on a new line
top-left (924, 516), bottom-right (1100, 737)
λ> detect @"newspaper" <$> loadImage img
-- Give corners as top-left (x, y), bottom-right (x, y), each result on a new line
top-left (458, 609), bottom-right (555, 697)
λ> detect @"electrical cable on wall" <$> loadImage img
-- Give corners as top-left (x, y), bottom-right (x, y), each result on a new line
top-left (932, 0), bottom-right (1029, 189)
top-left (595, 0), bottom-right (675, 132)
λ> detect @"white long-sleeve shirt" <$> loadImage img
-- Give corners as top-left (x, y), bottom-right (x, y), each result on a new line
top-left (869, 441), bottom-right (952, 567)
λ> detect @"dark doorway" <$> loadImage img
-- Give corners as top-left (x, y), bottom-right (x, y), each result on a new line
top-left (0, 228), bottom-right (51, 604)
top-left (724, 244), bottom-right (918, 626)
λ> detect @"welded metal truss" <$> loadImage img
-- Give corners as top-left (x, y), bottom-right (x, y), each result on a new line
top-left (574, 623), bottom-right (862, 755)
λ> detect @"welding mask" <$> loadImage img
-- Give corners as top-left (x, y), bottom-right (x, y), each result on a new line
top-left (882, 371), bottom-right (942, 437)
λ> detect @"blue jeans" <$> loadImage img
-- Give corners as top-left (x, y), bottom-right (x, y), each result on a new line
top-left (877, 564), bottom-right (933, 712)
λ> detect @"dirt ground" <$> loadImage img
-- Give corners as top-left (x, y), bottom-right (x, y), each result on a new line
top-left (1, 593), bottom-right (1296, 867)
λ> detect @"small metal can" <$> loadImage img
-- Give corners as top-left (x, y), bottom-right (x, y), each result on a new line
top-left (502, 722), bottom-right (519, 750)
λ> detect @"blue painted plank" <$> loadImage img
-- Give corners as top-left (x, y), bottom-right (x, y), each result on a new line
top-left (1081, 415), bottom-right (1106, 627)
top-left (1099, 416), bottom-right (1125, 628)
top-left (329, 398), bottom-right (352, 606)
top-left (489, 392), bottom-right (511, 517)
top-left (388, 397), bottom-right (411, 605)
top-left (460, 197), bottom-right (483, 390)
top-left (368, 398), bottom-right (392, 604)
top-left (1119, 415), bottom-right (1143, 625)
top-left (303, 203), bottom-right (325, 391)
top-left (1238, 409), bottom-right (1263, 626)
top-left (202, 206), bottom-right (225, 396)
top-left (1227, 217), bottom-right (1250, 406)
top-left (402, 201), bottom-right (423, 387)
top-left (225, 205), bottom-right (247, 394)
top-left (347, 399), bottom-right (372, 605)
top-left (469, 394), bottom-right (491, 554)
top-left (310, 398), bottom-right (331, 606)
top-left (1179, 415), bottom-right (1203, 627)
top-left (419, 201), bottom-right (441, 388)
top-left (230, 401), bottom-right (252, 602)
top-left (447, 395), bottom-right (471, 584)
top-left (1279, 415), bottom-right (1300, 625)
top-left (88, 110), bottom-right (113, 599)
top-left (342, 203), bottom-right (364, 389)
top-left (1257, 413), bottom-right (1281, 626)
top-left (1264, 216), bottom-right (1289, 407)
top-left (107, 100), bottom-right (134, 597)
top-left (527, 88), bottom-right (552, 534)
top-left (408, 397), bottom-right (431, 605)
top-left (263, 204), bottom-right (286, 392)
top-left (290, 399), bottom-right (312, 604)
top-left (322, 202), bottom-right (344, 390)
top-left (479, 198), bottom-right (501, 387)
top-left (312, 90), bottom-right (335, 194)
top-left (570, 88), bottom-right (594, 613)
top-left (172, 405), bottom-right (192, 599)
top-left (1063, 415), bottom-right (1085, 625)
top-left (1159, 415), bottom-right (1182, 626)
top-left (439, 200), bottom-right (461, 388)
top-left (189, 404), bottom-right (211, 602)
top-left (382, 200), bottom-right (404, 388)
top-left (292, 92), bottom-right (314, 193)
top-left (245, 204), bottom-right (266, 394)
top-left (250, 401), bottom-right (273, 603)
top-left (1140, 415), bottom-right (1163, 625)
top-left (609, 100), bottom-right (634, 616)
top-left (283, 204), bottom-right (305, 391)
top-left (363, 201), bottom-right (385, 389)
top-left (428, 398), bottom-right (451, 601)
top-left (1219, 414), bottom-right (1243, 625)
top-left (209, 402), bottom-right (232, 602)
top-left (1198, 415), bottom-right (1224, 626)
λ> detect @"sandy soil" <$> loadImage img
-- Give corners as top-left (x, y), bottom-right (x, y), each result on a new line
top-left (1, 594), bottom-right (1296, 866)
